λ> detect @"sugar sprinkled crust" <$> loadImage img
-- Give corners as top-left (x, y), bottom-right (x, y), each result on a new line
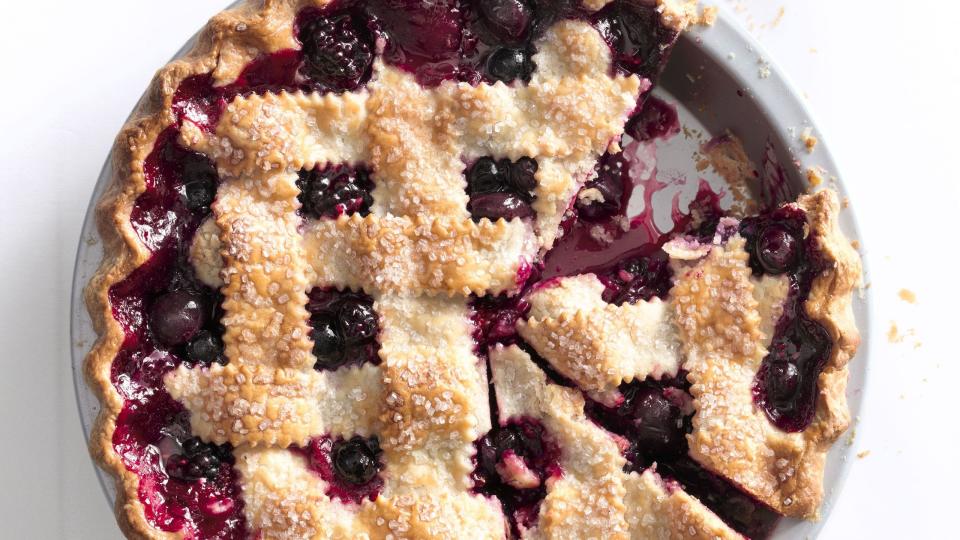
top-left (518, 274), bottom-right (682, 399)
top-left (490, 345), bottom-right (741, 540)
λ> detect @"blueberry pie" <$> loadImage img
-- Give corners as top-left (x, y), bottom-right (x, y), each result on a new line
top-left (84, 0), bottom-right (861, 538)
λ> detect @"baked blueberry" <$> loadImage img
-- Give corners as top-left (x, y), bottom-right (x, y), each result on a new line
top-left (333, 437), bottom-right (382, 485)
top-left (150, 290), bottom-right (206, 347)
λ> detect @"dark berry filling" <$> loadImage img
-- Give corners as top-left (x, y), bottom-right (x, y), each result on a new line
top-left (472, 419), bottom-right (562, 535)
top-left (306, 287), bottom-right (381, 371)
top-left (585, 377), bottom-right (779, 539)
top-left (478, 0), bottom-right (534, 44)
top-left (292, 435), bottom-right (384, 503)
top-left (298, 10), bottom-right (375, 92)
top-left (575, 150), bottom-right (629, 222)
top-left (591, 0), bottom-right (679, 80)
top-left (594, 251), bottom-right (672, 305)
top-left (485, 46), bottom-right (536, 83)
top-left (741, 208), bottom-right (832, 433)
top-left (166, 437), bottom-right (233, 482)
top-left (465, 156), bottom-right (538, 221)
top-left (110, 121), bottom-right (244, 537)
top-left (624, 95), bottom-right (679, 142)
top-left (296, 164), bottom-right (374, 219)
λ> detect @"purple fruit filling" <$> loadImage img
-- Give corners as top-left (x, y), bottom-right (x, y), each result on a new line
top-left (306, 287), bottom-right (381, 372)
top-left (465, 156), bottom-right (538, 221)
top-left (472, 418), bottom-right (562, 535)
top-left (585, 377), bottom-right (780, 539)
top-left (741, 207), bottom-right (832, 433)
top-left (591, 0), bottom-right (679, 79)
top-left (110, 122), bottom-right (244, 536)
top-left (296, 164), bottom-right (375, 219)
top-left (292, 435), bottom-right (384, 504)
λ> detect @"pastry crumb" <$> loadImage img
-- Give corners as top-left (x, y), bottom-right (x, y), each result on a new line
top-left (898, 288), bottom-right (917, 304)
top-left (799, 127), bottom-right (818, 153)
top-left (696, 5), bottom-right (718, 26)
top-left (805, 166), bottom-right (825, 187)
top-left (856, 450), bottom-right (870, 459)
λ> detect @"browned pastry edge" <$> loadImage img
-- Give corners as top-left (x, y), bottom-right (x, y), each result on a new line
top-left (788, 189), bottom-right (863, 518)
top-left (84, 2), bottom-right (313, 537)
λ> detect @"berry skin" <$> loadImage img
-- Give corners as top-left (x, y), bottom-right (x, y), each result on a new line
top-left (508, 157), bottom-right (538, 192)
top-left (185, 330), bottom-right (224, 365)
top-left (486, 47), bottom-right (534, 83)
top-left (479, 0), bottom-right (533, 44)
top-left (468, 192), bottom-right (535, 221)
top-left (150, 290), bottom-right (207, 347)
top-left (181, 154), bottom-right (218, 211)
top-left (299, 13), bottom-right (374, 91)
top-left (337, 300), bottom-right (378, 344)
top-left (333, 437), bottom-right (382, 485)
top-left (311, 315), bottom-right (346, 369)
top-left (755, 225), bottom-right (801, 275)
top-left (297, 166), bottom-right (374, 219)
top-left (766, 361), bottom-right (801, 407)
top-left (468, 157), bottom-right (504, 194)
top-left (165, 437), bottom-right (226, 481)
top-left (624, 386), bottom-right (684, 457)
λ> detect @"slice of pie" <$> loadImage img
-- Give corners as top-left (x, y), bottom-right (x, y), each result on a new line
top-left (84, 1), bottom-right (861, 538)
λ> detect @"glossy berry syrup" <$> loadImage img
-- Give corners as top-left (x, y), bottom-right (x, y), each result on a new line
top-left (110, 125), bottom-right (244, 537)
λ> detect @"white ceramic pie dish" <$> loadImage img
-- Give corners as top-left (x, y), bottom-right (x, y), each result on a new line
top-left (70, 4), bottom-right (870, 538)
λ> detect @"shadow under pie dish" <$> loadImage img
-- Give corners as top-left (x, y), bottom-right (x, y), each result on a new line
top-left (81, 0), bottom-right (863, 539)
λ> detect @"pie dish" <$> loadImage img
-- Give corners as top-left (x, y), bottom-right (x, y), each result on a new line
top-left (82, 1), bottom-right (863, 539)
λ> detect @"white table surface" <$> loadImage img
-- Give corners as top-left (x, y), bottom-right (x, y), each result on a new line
top-left (1, 0), bottom-right (957, 537)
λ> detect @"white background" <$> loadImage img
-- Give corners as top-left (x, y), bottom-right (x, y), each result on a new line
top-left (1, 0), bottom-right (957, 537)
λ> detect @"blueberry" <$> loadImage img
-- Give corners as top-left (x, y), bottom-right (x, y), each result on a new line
top-left (626, 386), bottom-right (684, 457)
top-left (486, 47), bottom-right (534, 83)
top-left (766, 361), bottom-right (800, 407)
top-left (575, 154), bottom-right (626, 221)
top-left (150, 290), bottom-right (206, 347)
top-left (479, 0), bottom-right (532, 43)
top-left (468, 192), bottom-right (534, 221)
top-left (299, 13), bottom-right (374, 91)
top-left (508, 157), bottom-right (538, 192)
top-left (311, 315), bottom-right (345, 366)
top-left (467, 157), bottom-right (504, 194)
top-left (181, 155), bottom-right (218, 211)
top-left (756, 225), bottom-right (801, 275)
top-left (185, 330), bottom-right (224, 365)
top-left (333, 437), bottom-right (381, 485)
top-left (337, 300), bottom-right (378, 344)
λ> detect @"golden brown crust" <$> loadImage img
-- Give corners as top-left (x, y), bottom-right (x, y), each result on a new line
top-left (518, 275), bottom-right (682, 398)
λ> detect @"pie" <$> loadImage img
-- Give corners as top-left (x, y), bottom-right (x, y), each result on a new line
top-left (83, 0), bottom-right (862, 539)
